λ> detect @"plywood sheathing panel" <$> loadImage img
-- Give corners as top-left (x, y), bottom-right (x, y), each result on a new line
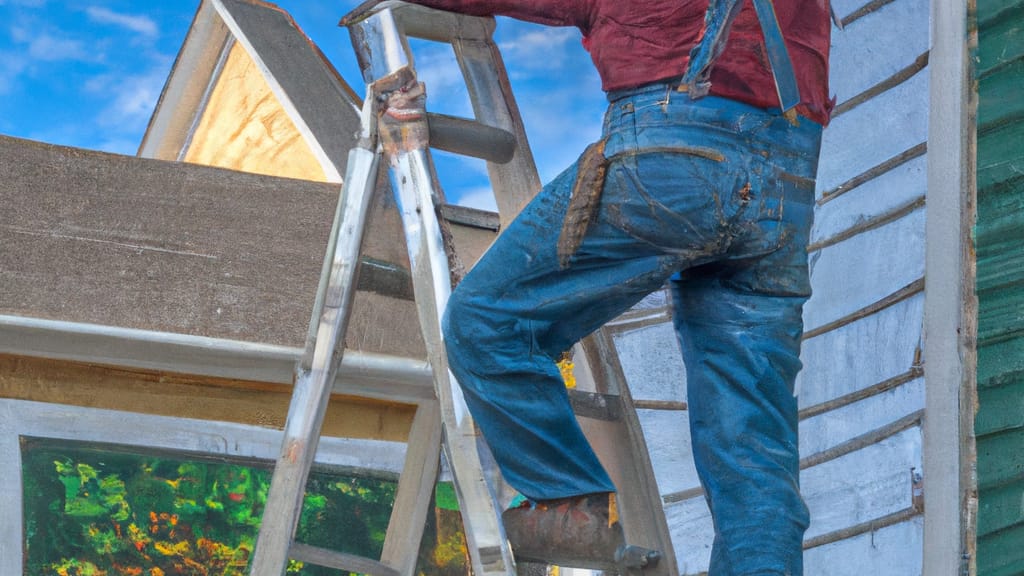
top-left (0, 354), bottom-right (414, 442)
top-left (142, 0), bottom-right (364, 181)
top-left (184, 42), bottom-right (328, 181)
top-left (208, 0), bottom-right (365, 181)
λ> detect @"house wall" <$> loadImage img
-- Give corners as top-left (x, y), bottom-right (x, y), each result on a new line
top-left (974, 0), bottom-right (1024, 573)
top-left (0, 135), bottom-right (438, 439)
top-left (799, 0), bottom-right (930, 569)
top-left (0, 355), bottom-right (415, 442)
top-left (604, 0), bottom-right (933, 572)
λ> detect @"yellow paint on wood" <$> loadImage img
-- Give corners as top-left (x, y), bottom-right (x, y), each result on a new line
top-left (184, 43), bottom-right (328, 182)
top-left (0, 354), bottom-right (415, 442)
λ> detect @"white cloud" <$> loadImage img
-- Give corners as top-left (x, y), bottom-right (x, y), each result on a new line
top-left (0, 51), bottom-right (28, 94)
top-left (26, 33), bottom-right (90, 61)
top-left (85, 6), bottom-right (159, 38)
top-left (10, 23), bottom-right (94, 62)
top-left (498, 26), bottom-right (579, 71)
top-left (411, 44), bottom-right (473, 118)
top-left (512, 79), bottom-right (605, 181)
top-left (453, 186), bottom-right (498, 212)
top-left (86, 62), bottom-right (170, 133)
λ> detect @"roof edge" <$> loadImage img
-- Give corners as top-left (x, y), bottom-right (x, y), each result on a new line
top-left (0, 315), bottom-right (433, 404)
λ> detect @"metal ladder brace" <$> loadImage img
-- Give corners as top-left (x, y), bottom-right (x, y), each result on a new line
top-left (250, 3), bottom-right (678, 576)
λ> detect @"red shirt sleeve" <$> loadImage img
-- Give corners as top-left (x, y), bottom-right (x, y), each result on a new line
top-left (402, 0), bottom-right (589, 28)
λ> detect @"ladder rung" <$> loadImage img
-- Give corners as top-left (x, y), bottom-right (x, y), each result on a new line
top-left (341, 1), bottom-right (494, 43)
top-left (289, 543), bottom-right (401, 576)
top-left (568, 390), bottom-right (624, 422)
top-left (427, 113), bottom-right (516, 164)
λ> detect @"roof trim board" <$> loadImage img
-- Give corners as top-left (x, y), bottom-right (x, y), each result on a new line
top-left (139, 0), bottom-right (232, 161)
top-left (209, 0), bottom-right (344, 182)
top-left (177, 36), bottom-right (235, 162)
top-left (921, 0), bottom-right (977, 571)
top-left (0, 315), bottom-right (434, 405)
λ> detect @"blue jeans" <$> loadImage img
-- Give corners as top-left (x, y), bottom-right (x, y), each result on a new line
top-left (442, 86), bottom-right (822, 575)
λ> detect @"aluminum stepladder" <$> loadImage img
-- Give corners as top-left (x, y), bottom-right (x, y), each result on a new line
top-left (250, 3), bottom-right (678, 576)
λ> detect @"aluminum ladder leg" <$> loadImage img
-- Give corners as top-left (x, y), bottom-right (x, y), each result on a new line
top-left (343, 6), bottom-right (678, 576)
top-left (249, 7), bottom-right (522, 575)
top-left (251, 3), bottom-right (679, 575)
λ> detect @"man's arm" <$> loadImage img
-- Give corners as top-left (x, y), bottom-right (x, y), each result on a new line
top-left (402, 0), bottom-right (588, 28)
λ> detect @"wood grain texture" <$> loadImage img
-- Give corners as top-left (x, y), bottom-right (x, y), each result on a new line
top-left (817, 69), bottom-right (929, 194)
top-left (804, 518), bottom-right (923, 575)
top-left (184, 42), bottom-right (328, 181)
top-left (0, 354), bottom-right (416, 441)
top-left (974, 2), bottom-right (1023, 573)
top-left (804, 209), bottom-right (925, 332)
top-left (828, 0), bottom-right (930, 107)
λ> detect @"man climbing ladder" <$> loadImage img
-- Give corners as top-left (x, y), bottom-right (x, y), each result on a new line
top-left (373, 0), bottom-right (833, 573)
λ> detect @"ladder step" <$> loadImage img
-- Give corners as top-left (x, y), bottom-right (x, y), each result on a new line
top-left (289, 543), bottom-right (401, 576)
top-left (427, 113), bottom-right (517, 164)
top-left (568, 389), bottom-right (624, 422)
top-left (341, 1), bottom-right (494, 43)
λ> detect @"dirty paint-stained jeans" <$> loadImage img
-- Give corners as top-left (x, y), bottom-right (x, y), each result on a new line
top-left (442, 85), bottom-right (823, 576)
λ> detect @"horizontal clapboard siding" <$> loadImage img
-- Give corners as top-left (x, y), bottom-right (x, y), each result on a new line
top-left (975, 0), bottom-right (1024, 573)
top-left (802, 0), bottom-right (930, 569)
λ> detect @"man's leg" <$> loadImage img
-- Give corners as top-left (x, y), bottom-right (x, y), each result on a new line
top-left (442, 157), bottom-right (685, 502)
top-left (670, 165), bottom-right (817, 576)
top-left (672, 277), bottom-right (809, 575)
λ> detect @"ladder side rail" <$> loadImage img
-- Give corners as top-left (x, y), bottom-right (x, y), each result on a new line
top-left (343, 2), bottom-right (494, 43)
top-left (579, 332), bottom-right (680, 576)
top-left (301, 162), bottom-right (348, 371)
top-left (350, 9), bottom-right (516, 576)
top-left (359, 3), bottom-right (541, 222)
top-left (250, 119), bottom-right (381, 576)
top-left (388, 136), bottom-right (515, 576)
top-left (380, 400), bottom-right (444, 576)
top-left (451, 37), bottom-right (542, 224)
top-left (402, 4), bottom-right (544, 215)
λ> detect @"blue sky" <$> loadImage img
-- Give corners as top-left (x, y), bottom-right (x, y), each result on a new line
top-left (0, 0), bottom-right (607, 210)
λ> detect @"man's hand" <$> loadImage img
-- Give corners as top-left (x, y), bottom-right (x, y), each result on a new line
top-left (372, 67), bottom-right (430, 154)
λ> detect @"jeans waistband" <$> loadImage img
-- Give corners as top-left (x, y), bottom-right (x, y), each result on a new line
top-left (606, 79), bottom-right (684, 103)
top-left (603, 85), bottom-right (822, 160)
top-left (606, 79), bottom-right (823, 127)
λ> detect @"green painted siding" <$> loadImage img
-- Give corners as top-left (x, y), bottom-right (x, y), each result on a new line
top-left (975, 0), bottom-right (1024, 574)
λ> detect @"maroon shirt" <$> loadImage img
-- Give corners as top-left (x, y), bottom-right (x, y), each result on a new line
top-left (404, 0), bottom-right (833, 125)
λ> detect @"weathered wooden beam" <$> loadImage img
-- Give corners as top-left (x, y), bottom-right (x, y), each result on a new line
top-left (921, 0), bottom-right (977, 571)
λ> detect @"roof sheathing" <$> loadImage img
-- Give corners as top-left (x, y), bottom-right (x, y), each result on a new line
top-left (140, 0), bottom-right (363, 182)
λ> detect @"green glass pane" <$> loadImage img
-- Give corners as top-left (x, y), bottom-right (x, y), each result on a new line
top-left (416, 484), bottom-right (470, 576)
top-left (433, 483), bottom-right (459, 512)
top-left (21, 438), bottom-right (394, 576)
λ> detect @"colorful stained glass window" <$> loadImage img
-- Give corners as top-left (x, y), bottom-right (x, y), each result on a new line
top-left (21, 438), bottom-right (468, 576)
